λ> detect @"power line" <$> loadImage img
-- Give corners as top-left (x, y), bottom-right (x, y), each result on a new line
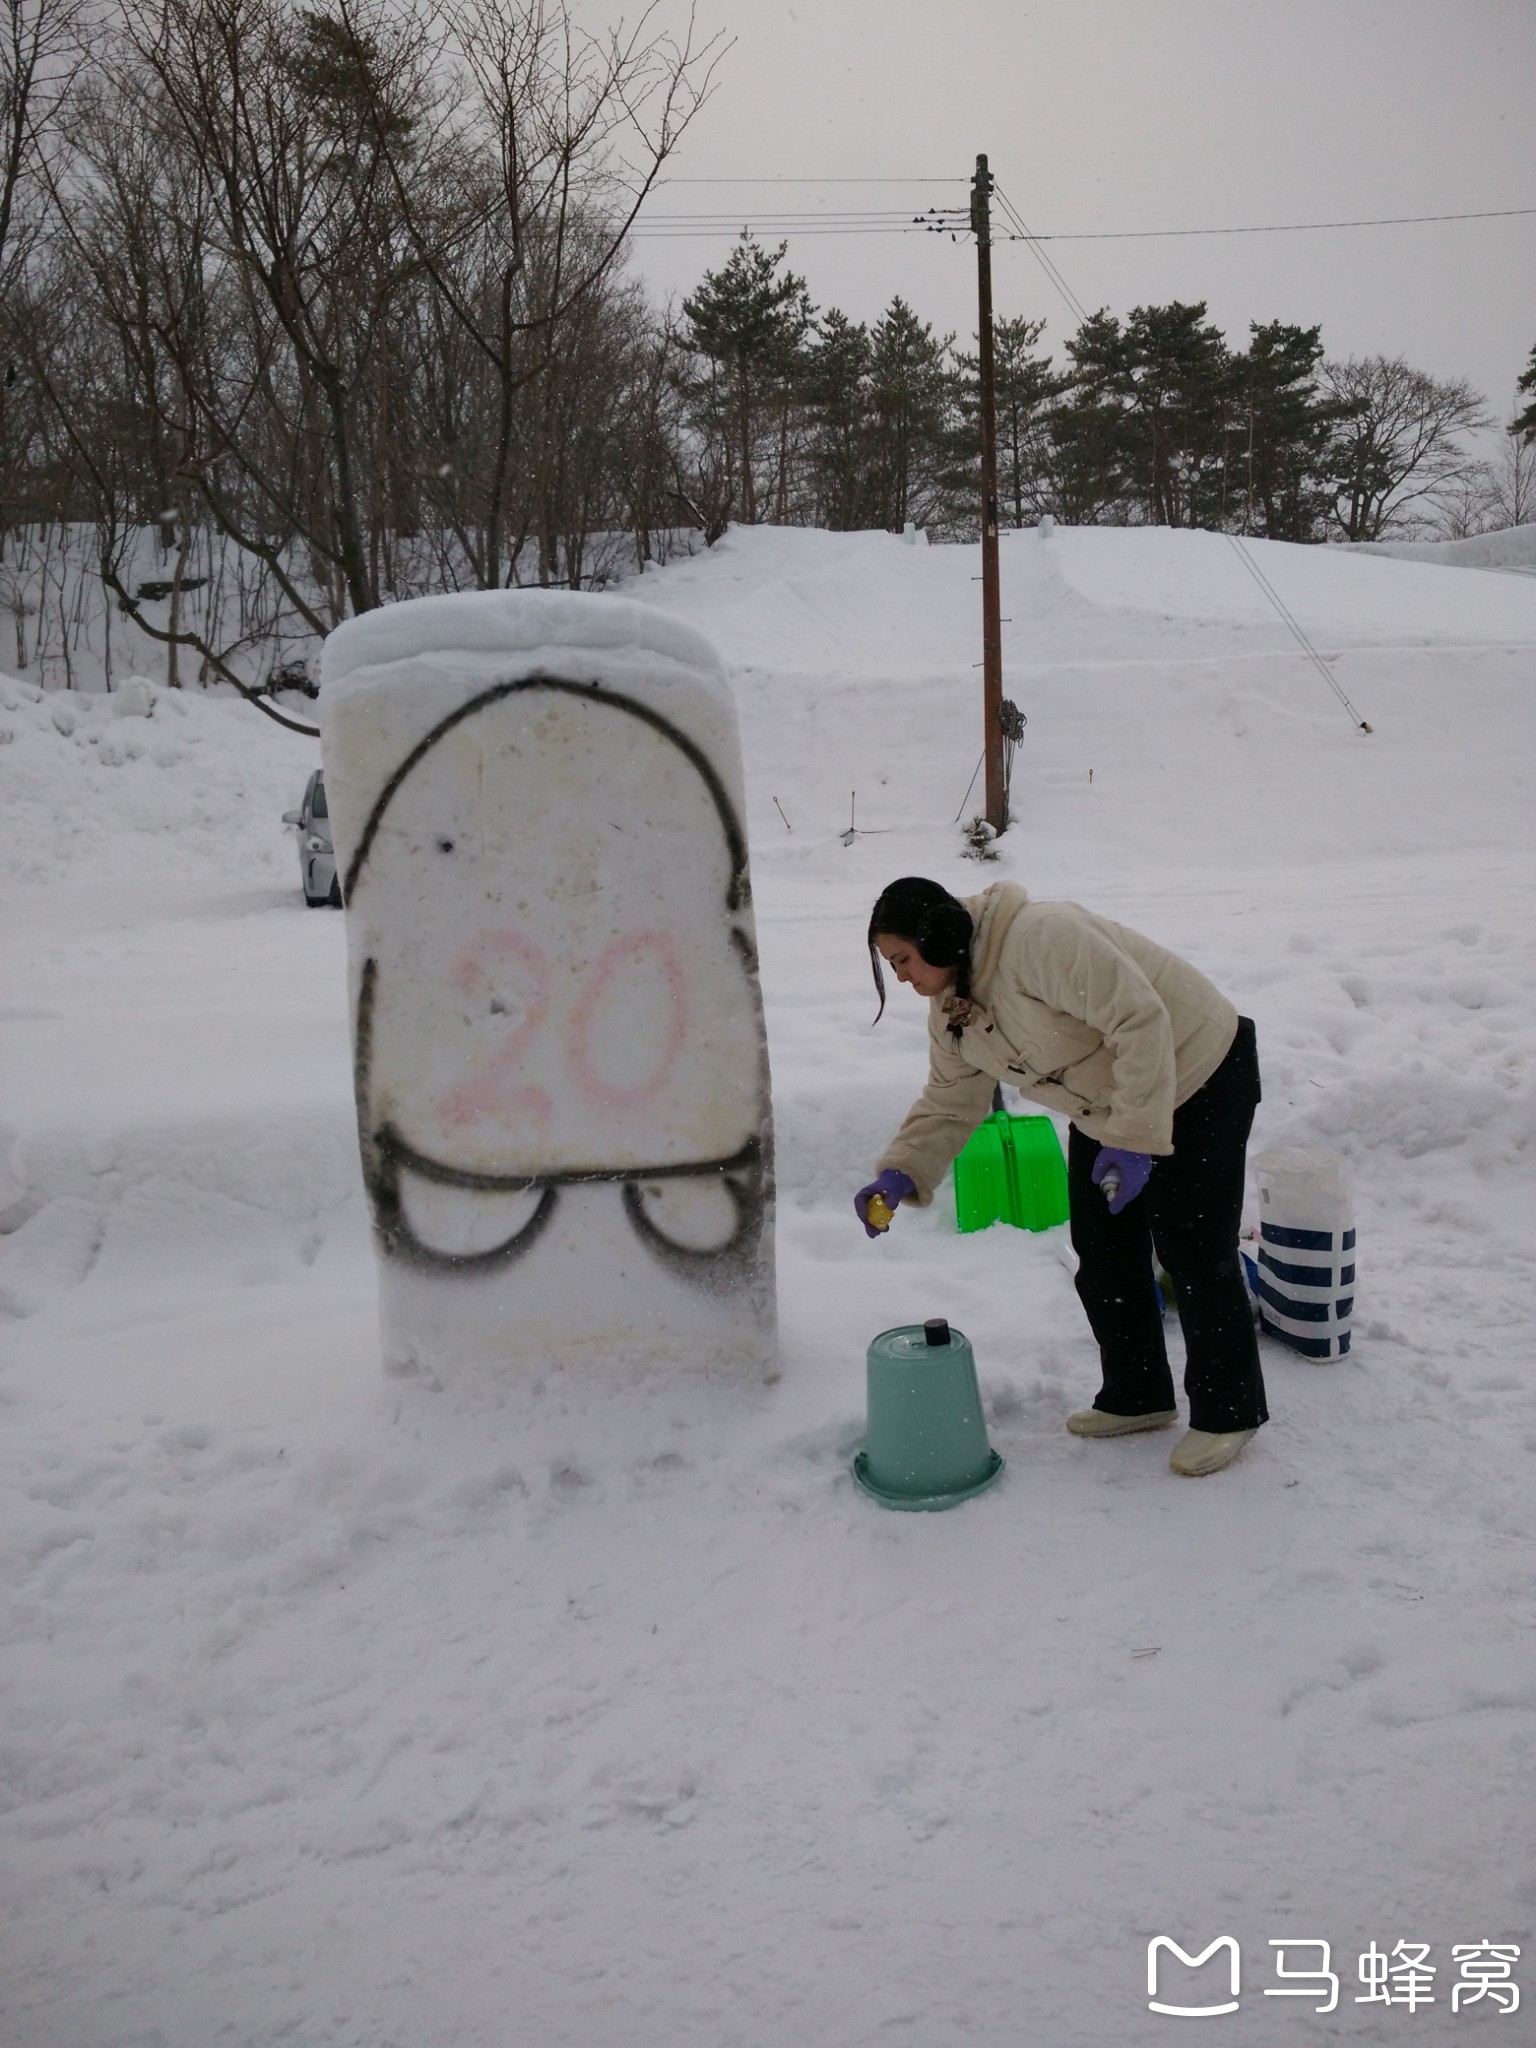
top-left (629, 224), bottom-right (927, 239)
top-left (641, 189), bottom-right (1536, 240)
top-left (1224, 536), bottom-right (1373, 734)
top-left (631, 204), bottom-right (955, 238)
top-left (625, 186), bottom-right (1536, 263)
top-left (993, 190), bottom-right (1375, 740)
top-left (992, 186), bottom-right (1091, 328)
top-left (640, 209), bottom-right (926, 220)
top-left (996, 203), bottom-right (1536, 242)
top-left (655, 176), bottom-right (967, 185)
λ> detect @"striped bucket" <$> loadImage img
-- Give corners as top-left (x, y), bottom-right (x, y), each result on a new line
top-left (1253, 1149), bottom-right (1355, 1361)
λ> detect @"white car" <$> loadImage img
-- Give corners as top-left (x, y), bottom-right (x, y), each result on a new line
top-left (283, 769), bottom-right (341, 907)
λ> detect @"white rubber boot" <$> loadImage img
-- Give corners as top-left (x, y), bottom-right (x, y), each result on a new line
top-left (1170, 1427), bottom-right (1257, 1476)
top-left (1066, 1407), bottom-right (1179, 1438)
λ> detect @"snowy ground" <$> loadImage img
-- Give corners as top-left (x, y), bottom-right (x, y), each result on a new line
top-left (2, 524), bottom-right (1534, 2045)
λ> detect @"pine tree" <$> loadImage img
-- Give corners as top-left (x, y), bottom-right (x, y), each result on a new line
top-left (1233, 322), bottom-right (1342, 541)
top-left (678, 236), bottom-right (813, 525)
top-left (1037, 389), bottom-right (1127, 525)
top-left (802, 309), bottom-right (873, 531)
top-left (865, 296), bottom-right (952, 531)
top-left (950, 316), bottom-right (1062, 527)
top-left (1064, 302), bottom-right (1235, 526)
top-left (1513, 341), bottom-right (1536, 445)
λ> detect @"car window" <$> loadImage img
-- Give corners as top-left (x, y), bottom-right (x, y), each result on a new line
top-left (310, 777), bottom-right (328, 820)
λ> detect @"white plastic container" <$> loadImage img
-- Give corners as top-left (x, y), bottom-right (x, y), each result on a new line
top-left (1253, 1148), bottom-right (1356, 1361)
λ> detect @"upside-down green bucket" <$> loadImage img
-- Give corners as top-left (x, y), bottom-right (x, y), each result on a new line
top-left (852, 1319), bottom-right (1004, 1511)
top-left (954, 1111), bottom-right (1069, 1234)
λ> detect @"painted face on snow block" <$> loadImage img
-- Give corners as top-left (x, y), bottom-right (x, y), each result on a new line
top-left (321, 593), bottom-right (776, 1380)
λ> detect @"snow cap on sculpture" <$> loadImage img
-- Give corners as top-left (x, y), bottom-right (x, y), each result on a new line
top-left (320, 588), bottom-right (776, 1381)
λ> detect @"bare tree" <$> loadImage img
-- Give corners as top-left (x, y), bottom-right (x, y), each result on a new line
top-left (609, 313), bottom-right (692, 569)
top-left (1323, 355), bottom-right (1491, 541)
top-left (363, 0), bottom-right (724, 586)
top-left (108, 0), bottom-right (448, 626)
top-left (1, 0), bottom-right (89, 553)
top-left (1, 0), bottom-right (87, 294)
top-left (25, 45), bottom-right (325, 721)
top-left (1433, 417), bottom-right (1536, 538)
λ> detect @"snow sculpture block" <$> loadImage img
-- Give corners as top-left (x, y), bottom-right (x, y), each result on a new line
top-left (319, 590), bottom-right (775, 1380)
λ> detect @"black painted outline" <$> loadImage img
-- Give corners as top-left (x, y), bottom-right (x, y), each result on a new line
top-left (375, 1122), bottom-right (766, 1276)
top-left (345, 676), bottom-right (770, 1284)
top-left (343, 673), bottom-right (749, 912)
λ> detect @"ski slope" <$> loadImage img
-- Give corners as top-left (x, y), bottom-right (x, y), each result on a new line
top-left (2, 524), bottom-right (1534, 2046)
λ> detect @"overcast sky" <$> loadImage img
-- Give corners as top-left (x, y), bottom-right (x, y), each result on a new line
top-left (618, 0), bottom-right (1536, 430)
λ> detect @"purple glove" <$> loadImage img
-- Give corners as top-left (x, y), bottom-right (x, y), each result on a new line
top-left (1091, 1147), bottom-right (1154, 1216)
top-left (855, 1169), bottom-right (917, 1238)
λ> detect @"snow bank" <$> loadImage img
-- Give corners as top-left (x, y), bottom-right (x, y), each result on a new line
top-left (0, 669), bottom-right (318, 888)
top-left (1040, 520), bottom-right (1536, 632)
top-left (1350, 521), bottom-right (1536, 574)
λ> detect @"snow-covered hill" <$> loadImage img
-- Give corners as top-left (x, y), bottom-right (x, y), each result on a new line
top-left (2, 526), bottom-right (1534, 2046)
top-left (1351, 519), bottom-right (1536, 575)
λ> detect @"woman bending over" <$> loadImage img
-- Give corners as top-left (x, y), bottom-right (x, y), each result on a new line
top-left (856, 875), bottom-right (1266, 1477)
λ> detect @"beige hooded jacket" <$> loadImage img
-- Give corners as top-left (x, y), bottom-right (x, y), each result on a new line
top-left (876, 882), bottom-right (1238, 1203)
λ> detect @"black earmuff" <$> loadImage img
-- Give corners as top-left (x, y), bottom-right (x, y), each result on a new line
top-left (915, 901), bottom-right (972, 968)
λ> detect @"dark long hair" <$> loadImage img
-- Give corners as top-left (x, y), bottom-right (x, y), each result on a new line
top-left (868, 877), bottom-right (974, 1037)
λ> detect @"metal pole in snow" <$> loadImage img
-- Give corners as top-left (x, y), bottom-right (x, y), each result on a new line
top-left (973, 154), bottom-right (1006, 835)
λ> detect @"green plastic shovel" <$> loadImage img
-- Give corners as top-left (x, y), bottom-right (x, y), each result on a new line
top-left (954, 1110), bottom-right (1069, 1234)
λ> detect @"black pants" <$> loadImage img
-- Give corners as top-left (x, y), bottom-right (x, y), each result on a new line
top-left (1067, 1016), bottom-right (1268, 1434)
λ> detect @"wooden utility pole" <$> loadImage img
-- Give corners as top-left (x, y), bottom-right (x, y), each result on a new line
top-left (972, 154), bottom-right (1005, 834)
